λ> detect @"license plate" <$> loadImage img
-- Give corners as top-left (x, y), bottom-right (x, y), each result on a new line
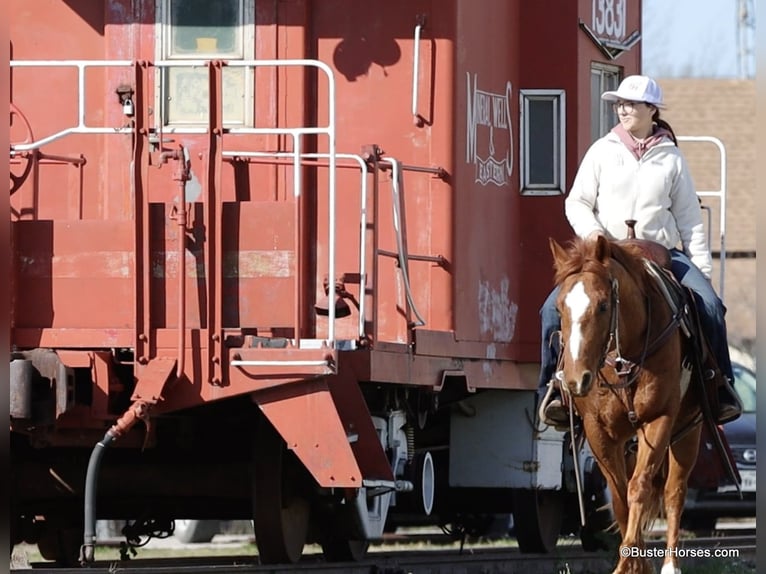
top-left (740, 470), bottom-right (756, 492)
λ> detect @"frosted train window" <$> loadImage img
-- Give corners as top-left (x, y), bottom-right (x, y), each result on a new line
top-left (519, 89), bottom-right (566, 196)
top-left (159, 0), bottom-right (254, 126)
top-left (591, 65), bottom-right (620, 141)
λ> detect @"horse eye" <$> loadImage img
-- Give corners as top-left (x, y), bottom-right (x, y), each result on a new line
top-left (597, 301), bottom-right (609, 313)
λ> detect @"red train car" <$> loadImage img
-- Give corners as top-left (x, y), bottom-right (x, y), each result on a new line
top-left (10, 0), bottom-right (642, 565)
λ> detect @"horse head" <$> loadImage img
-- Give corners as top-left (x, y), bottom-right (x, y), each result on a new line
top-left (549, 235), bottom-right (617, 398)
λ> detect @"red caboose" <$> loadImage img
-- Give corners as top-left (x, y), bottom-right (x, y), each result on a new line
top-left (10, 0), bottom-right (641, 565)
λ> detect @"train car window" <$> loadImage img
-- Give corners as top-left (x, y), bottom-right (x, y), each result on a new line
top-left (519, 89), bottom-right (566, 196)
top-left (158, 0), bottom-right (254, 126)
top-left (590, 65), bottom-right (621, 141)
top-left (170, 0), bottom-right (240, 55)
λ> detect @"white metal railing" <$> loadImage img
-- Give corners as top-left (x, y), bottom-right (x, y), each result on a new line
top-left (677, 136), bottom-right (727, 300)
top-left (379, 157), bottom-right (426, 327)
top-left (9, 60), bottom-right (135, 152)
top-left (223, 150), bottom-right (369, 342)
top-left (411, 19), bottom-right (424, 126)
top-left (11, 58), bottom-right (341, 347)
top-left (229, 359), bottom-right (332, 368)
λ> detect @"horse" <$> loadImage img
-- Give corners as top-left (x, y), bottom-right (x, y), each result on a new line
top-left (549, 235), bottom-right (702, 574)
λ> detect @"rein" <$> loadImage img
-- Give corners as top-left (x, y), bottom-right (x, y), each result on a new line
top-left (598, 264), bottom-right (684, 424)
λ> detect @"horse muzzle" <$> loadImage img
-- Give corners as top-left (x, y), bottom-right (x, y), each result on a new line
top-left (564, 370), bottom-right (594, 397)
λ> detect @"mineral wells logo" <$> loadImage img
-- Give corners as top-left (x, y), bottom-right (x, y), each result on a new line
top-left (466, 73), bottom-right (513, 187)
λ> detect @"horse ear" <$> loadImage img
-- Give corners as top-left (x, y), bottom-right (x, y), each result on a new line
top-left (549, 237), bottom-right (568, 269)
top-left (593, 234), bottom-right (611, 262)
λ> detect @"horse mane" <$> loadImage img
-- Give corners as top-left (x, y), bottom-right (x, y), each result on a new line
top-left (553, 237), bottom-right (601, 284)
top-left (553, 237), bottom-right (660, 299)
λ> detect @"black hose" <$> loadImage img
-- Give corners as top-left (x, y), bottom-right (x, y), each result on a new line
top-left (81, 430), bottom-right (115, 564)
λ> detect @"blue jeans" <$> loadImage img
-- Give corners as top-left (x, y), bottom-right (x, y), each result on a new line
top-left (668, 249), bottom-right (733, 381)
top-left (538, 284), bottom-right (562, 397)
top-left (537, 249), bottom-right (733, 396)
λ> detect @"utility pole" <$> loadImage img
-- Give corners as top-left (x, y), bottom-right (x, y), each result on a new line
top-left (737, 0), bottom-right (755, 78)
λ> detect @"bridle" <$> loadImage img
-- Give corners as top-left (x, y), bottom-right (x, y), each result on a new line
top-left (564, 264), bottom-right (683, 425)
top-left (601, 275), bottom-right (648, 389)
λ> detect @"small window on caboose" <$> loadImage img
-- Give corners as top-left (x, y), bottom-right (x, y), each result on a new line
top-left (519, 89), bottom-right (566, 196)
top-left (158, 0), bottom-right (254, 126)
top-left (591, 65), bottom-right (621, 141)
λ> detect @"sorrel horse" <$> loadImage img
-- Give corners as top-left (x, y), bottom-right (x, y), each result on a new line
top-left (550, 235), bottom-right (702, 574)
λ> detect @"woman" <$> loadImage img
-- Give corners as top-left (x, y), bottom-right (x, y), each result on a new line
top-left (538, 75), bottom-right (740, 428)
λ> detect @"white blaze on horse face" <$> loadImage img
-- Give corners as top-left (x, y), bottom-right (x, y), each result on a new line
top-left (564, 281), bottom-right (590, 364)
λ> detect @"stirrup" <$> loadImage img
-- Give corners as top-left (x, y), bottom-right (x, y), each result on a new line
top-left (537, 380), bottom-right (556, 425)
top-left (717, 378), bottom-right (742, 424)
top-left (538, 381), bottom-right (569, 430)
top-left (544, 400), bottom-right (570, 430)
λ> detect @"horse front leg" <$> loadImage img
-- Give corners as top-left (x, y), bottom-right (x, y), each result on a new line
top-left (661, 421), bottom-right (703, 574)
top-left (618, 415), bottom-right (674, 574)
top-left (580, 416), bottom-right (630, 536)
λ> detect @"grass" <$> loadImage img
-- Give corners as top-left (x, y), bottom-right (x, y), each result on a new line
top-left (11, 541), bottom-right (259, 567)
top-left (11, 536), bottom-right (756, 573)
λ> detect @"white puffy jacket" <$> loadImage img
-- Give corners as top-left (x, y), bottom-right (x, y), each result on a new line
top-left (565, 131), bottom-right (712, 278)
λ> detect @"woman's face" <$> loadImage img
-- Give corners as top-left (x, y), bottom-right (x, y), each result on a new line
top-left (613, 100), bottom-right (655, 137)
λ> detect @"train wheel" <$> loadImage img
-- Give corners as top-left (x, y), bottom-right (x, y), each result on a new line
top-left (680, 514), bottom-right (717, 538)
top-left (315, 494), bottom-right (370, 562)
top-left (511, 488), bottom-right (564, 553)
top-left (37, 526), bottom-right (82, 566)
top-left (10, 505), bottom-right (22, 550)
top-left (321, 534), bottom-right (369, 562)
top-left (252, 421), bottom-right (310, 564)
top-left (580, 494), bottom-right (620, 553)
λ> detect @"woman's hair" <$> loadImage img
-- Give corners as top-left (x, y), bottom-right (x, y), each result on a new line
top-left (652, 109), bottom-right (678, 146)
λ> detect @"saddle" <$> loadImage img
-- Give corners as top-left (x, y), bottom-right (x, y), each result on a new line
top-left (615, 230), bottom-right (705, 349)
top-left (617, 237), bottom-right (672, 269)
top-left (614, 235), bottom-right (737, 425)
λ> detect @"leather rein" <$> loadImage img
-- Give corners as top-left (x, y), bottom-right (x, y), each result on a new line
top-left (598, 268), bottom-right (684, 425)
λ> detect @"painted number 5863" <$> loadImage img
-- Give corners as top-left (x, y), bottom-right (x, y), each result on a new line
top-left (592, 0), bottom-right (626, 39)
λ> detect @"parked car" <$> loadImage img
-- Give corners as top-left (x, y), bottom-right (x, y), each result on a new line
top-left (172, 520), bottom-right (222, 544)
top-left (96, 519), bottom-right (250, 544)
top-left (682, 362), bottom-right (756, 534)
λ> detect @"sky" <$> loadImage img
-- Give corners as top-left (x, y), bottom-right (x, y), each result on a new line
top-left (642, 0), bottom-right (755, 78)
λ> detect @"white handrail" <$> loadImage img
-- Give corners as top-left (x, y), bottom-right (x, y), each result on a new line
top-left (677, 136), bottom-right (727, 301)
top-left (9, 59), bottom-right (337, 140)
top-left (411, 21), bottom-right (423, 125)
top-left (223, 150), bottom-right (369, 341)
top-left (10, 60), bottom-right (135, 152)
top-left (379, 157), bottom-right (426, 327)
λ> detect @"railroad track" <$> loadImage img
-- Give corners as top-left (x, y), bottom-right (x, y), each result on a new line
top-left (11, 534), bottom-right (756, 573)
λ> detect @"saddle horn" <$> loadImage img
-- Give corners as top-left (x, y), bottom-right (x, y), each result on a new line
top-left (625, 219), bottom-right (637, 239)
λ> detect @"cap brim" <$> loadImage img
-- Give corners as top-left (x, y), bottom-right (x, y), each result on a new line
top-left (600, 91), bottom-right (666, 108)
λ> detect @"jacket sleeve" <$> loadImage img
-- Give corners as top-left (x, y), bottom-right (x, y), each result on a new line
top-left (565, 143), bottom-right (605, 238)
top-left (670, 153), bottom-right (713, 279)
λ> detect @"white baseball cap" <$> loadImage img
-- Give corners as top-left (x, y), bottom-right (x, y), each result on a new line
top-left (601, 75), bottom-right (666, 108)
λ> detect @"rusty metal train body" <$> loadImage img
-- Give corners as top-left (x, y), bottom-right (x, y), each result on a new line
top-left (10, 0), bottom-right (642, 564)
